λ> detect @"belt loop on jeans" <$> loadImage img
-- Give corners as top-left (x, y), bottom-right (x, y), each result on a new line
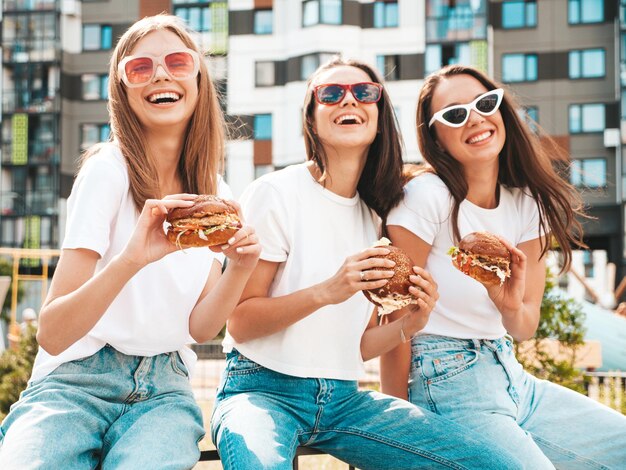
top-left (471, 338), bottom-right (482, 350)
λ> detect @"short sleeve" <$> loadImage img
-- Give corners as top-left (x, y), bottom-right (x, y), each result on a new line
top-left (62, 148), bottom-right (127, 256)
top-left (387, 174), bottom-right (452, 245)
top-left (516, 189), bottom-right (543, 244)
top-left (239, 180), bottom-right (290, 263)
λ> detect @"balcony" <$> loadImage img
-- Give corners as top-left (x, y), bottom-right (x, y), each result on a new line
top-left (2, 39), bottom-right (60, 64)
top-left (1, 141), bottom-right (60, 166)
top-left (1, 91), bottom-right (60, 114)
top-left (2, 0), bottom-right (58, 12)
top-left (0, 191), bottom-right (59, 217)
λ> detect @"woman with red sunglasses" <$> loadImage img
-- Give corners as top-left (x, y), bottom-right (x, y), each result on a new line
top-left (0, 15), bottom-right (260, 469)
top-left (210, 58), bottom-right (522, 469)
top-left (382, 65), bottom-right (626, 468)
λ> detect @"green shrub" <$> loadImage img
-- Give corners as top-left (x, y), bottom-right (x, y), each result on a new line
top-left (0, 325), bottom-right (38, 421)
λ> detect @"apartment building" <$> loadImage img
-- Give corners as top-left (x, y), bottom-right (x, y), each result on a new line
top-left (1, 0), bottom-right (624, 286)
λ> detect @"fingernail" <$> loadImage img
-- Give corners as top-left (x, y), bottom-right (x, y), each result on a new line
top-left (236, 247), bottom-right (243, 254)
top-left (228, 237), bottom-right (236, 245)
top-left (221, 244), bottom-right (229, 250)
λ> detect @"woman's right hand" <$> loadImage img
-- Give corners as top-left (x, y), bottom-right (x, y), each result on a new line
top-left (320, 247), bottom-right (396, 305)
top-left (119, 194), bottom-right (197, 268)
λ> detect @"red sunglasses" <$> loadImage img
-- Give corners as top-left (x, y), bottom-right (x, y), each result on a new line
top-left (313, 82), bottom-right (383, 105)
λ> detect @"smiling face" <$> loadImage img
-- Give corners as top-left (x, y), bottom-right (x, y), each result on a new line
top-left (429, 74), bottom-right (506, 168)
top-left (123, 30), bottom-right (199, 133)
top-left (311, 65), bottom-right (379, 156)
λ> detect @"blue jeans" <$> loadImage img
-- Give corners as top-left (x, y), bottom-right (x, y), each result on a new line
top-left (210, 350), bottom-right (523, 470)
top-left (409, 335), bottom-right (626, 470)
top-left (0, 345), bottom-right (204, 469)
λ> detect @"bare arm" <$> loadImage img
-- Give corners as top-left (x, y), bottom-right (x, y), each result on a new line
top-left (486, 237), bottom-right (545, 341)
top-left (228, 247), bottom-right (396, 343)
top-left (379, 225), bottom-right (434, 400)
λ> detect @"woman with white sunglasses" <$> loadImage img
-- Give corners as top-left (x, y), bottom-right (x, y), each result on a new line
top-left (382, 65), bottom-right (626, 468)
top-left (209, 57), bottom-right (523, 470)
top-left (0, 15), bottom-right (260, 469)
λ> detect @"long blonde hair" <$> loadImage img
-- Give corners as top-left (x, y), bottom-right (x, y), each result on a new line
top-left (83, 14), bottom-right (225, 210)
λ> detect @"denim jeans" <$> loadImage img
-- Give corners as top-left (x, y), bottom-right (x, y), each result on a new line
top-left (409, 335), bottom-right (626, 470)
top-left (210, 350), bottom-right (523, 470)
top-left (0, 345), bottom-right (204, 470)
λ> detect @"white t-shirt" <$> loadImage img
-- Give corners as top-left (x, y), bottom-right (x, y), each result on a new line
top-left (387, 173), bottom-right (541, 339)
top-left (222, 163), bottom-right (379, 380)
top-left (30, 144), bottom-right (230, 381)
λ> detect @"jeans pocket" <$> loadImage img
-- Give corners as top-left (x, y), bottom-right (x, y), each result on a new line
top-left (227, 353), bottom-right (263, 376)
top-left (418, 347), bottom-right (478, 384)
top-left (170, 352), bottom-right (189, 378)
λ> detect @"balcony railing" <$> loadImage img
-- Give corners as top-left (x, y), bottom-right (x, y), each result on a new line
top-left (0, 191), bottom-right (59, 217)
top-left (2, 39), bottom-right (60, 63)
top-left (2, 0), bottom-right (58, 11)
top-left (1, 91), bottom-right (60, 114)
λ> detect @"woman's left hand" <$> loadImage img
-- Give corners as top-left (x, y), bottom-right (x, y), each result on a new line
top-left (213, 201), bottom-right (261, 270)
top-left (485, 236), bottom-right (527, 318)
top-left (399, 266), bottom-right (439, 337)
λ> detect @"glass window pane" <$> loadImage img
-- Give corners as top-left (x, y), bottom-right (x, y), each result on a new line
top-left (570, 159), bottom-right (582, 186)
top-left (583, 159), bottom-right (607, 187)
top-left (569, 105), bottom-right (581, 133)
top-left (82, 74), bottom-right (100, 100)
top-left (386, 3), bottom-right (399, 27)
top-left (83, 25), bottom-right (100, 50)
top-left (301, 54), bottom-right (319, 80)
top-left (582, 49), bottom-right (605, 77)
top-left (254, 114), bottom-right (272, 140)
top-left (188, 8), bottom-right (202, 31)
top-left (101, 26), bottom-right (112, 49)
top-left (373, 2), bottom-right (385, 28)
top-left (254, 10), bottom-right (273, 34)
top-left (255, 62), bottom-right (275, 86)
top-left (203, 8), bottom-right (212, 32)
top-left (303, 0), bottom-right (320, 26)
top-left (502, 54), bottom-right (525, 82)
top-left (100, 75), bottom-right (109, 100)
top-left (526, 3), bottom-right (537, 27)
top-left (582, 0), bottom-right (603, 23)
top-left (525, 55), bottom-right (537, 80)
top-left (569, 0), bottom-right (580, 23)
top-left (569, 51), bottom-right (581, 78)
top-left (581, 104), bottom-right (605, 131)
top-left (425, 44), bottom-right (442, 75)
top-left (502, 2), bottom-right (525, 28)
top-left (320, 0), bottom-right (342, 25)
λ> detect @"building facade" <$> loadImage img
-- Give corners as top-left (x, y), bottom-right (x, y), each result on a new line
top-left (1, 0), bottom-right (625, 289)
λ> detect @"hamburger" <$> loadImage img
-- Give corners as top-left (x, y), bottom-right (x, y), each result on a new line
top-left (363, 238), bottom-right (419, 315)
top-left (448, 231), bottom-right (511, 286)
top-left (166, 195), bottom-right (242, 248)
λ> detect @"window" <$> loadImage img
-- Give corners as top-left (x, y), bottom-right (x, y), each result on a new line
top-left (255, 61), bottom-right (275, 87)
top-left (501, 53), bottom-right (538, 82)
top-left (502, 1), bottom-right (536, 29)
top-left (302, 0), bottom-right (342, 27)
top-left (569, 103), bottom-right (605, 133)
top-left (570, 158), bottom-right (607, 188)
top-left (569, 49), bottom-right (605, 79)
top-left (425, 43), bottom-right (471, 75)
top-left (175, 5), bottom-right (212, 32)
top-left (425, 0), bottom-right (487, 42)
top-left (373, 1), bottom-right (399, 28)
top-left (81, 74), bottom-right (109, 100)
top-left (254, 114), bottom-right (272, 140)
top-left (254, 9), bottom-right (273, 34)
top-left (83, 24), bottom-right (112, 51)
top-left (569, 0), bottom-right (603, 24)
top-left (80, 123), bottom-right (111, 150)
top-left (300, 53), bottom-right (336, 80)
top-left (376, 55), bottom-right (400, 81)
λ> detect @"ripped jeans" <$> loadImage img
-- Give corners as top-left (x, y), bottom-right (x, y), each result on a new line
top-left (409, 335), bottom-right (626, 470)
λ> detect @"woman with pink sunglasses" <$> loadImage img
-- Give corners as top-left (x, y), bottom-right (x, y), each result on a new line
top-left (210, 58), bottom-right (522, 469)
top-left (0, 15), bottom-right (260, 469)
top-left (382, 65), bottom-right (626, 468)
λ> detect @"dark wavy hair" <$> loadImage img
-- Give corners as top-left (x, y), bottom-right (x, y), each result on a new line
top-left (302, 57), bottom-right (404, 221)
top-left (414, 65), bottom-right (586, 271)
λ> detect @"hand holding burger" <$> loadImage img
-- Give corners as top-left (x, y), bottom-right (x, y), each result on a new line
top-left (449, 231), bottom-right (511, 286)
top-left (166, 195), bottom-right (242, 248)
top-left (363, 239), bottom-right (420, 315)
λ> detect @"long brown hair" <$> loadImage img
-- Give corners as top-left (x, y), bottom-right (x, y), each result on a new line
top-left (302, 57), bottom-right (404, 221)
top-left (82, 14), bottom-right (225, 210)
top-left (415, 65), bottom-right (586, 271)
